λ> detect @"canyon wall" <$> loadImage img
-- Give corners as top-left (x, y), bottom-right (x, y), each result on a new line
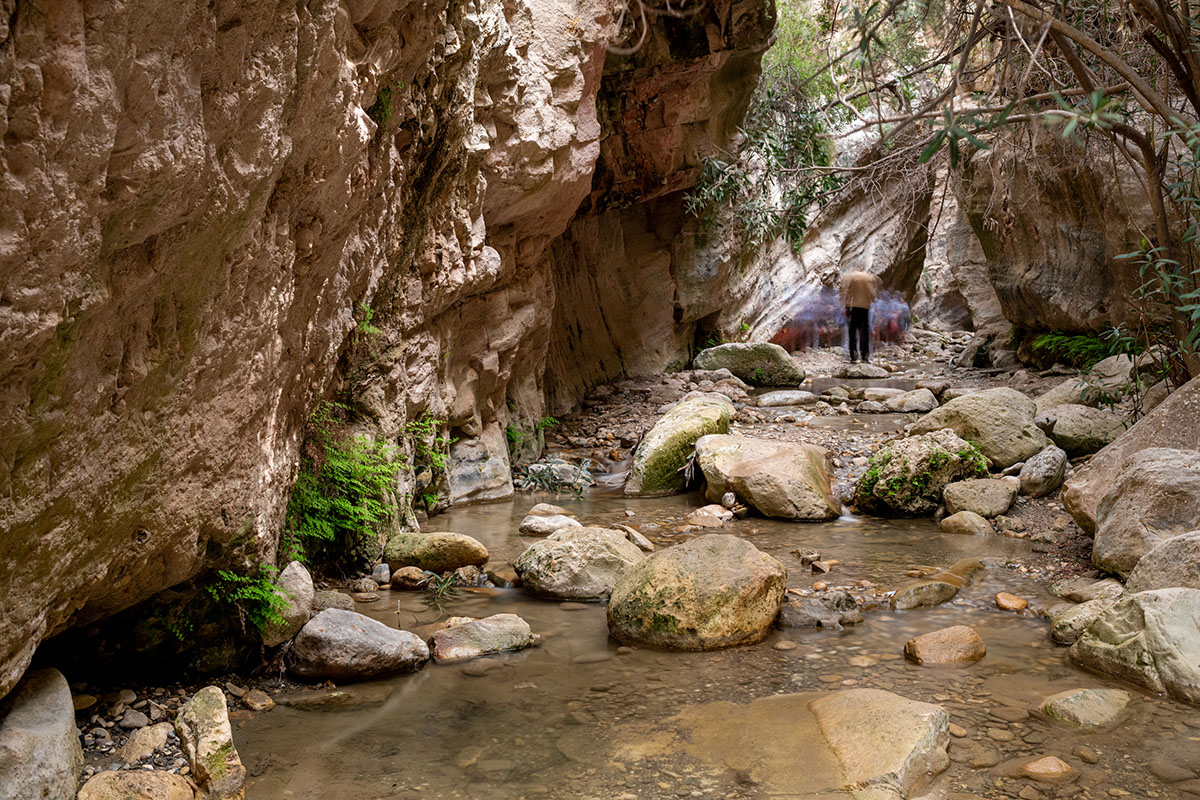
top-left (0, 0), bottom-right (774, 697)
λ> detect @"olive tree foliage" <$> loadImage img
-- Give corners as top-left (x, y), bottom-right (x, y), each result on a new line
top-left (804, 0), bottom-right (1200, 383)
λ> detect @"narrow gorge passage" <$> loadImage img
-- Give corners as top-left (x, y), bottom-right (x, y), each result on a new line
top-left (3, 0), bottom-right (1200, 799)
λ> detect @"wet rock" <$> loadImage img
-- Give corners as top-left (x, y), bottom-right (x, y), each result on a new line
top-left (693, 343), bottom-right (806, 386)
top-left (683, 509), bottom-right (726, 527)
top-left (518, 513), bottom-right (582, 536)
top-left (1021, 755), bottom-right (1076, 782)
top-left (261, 560), bottom-right (315, 647)
top-left (757, 390), bottom-right (818, 407)
top-left (809, 688), bottom-right (950, 797)
top-left (312, 587), bottom-right (352, 614)
top-left (1069, 588), bottom-right (1200, 704)
top-left (904, 626), bottom-right (986, 664)
top-left (892, 580), bottom-right (959, 610)
top-left (116, 721), bottom-right (173, 763)
top-left (909, 387), bottom-right (1051, 469)
top-left (76, 771), bottom-right (196, 800)
top-left (176, 685), bottom-right (245, 800)
top-left (288, 609), bottom-right (429, 683)
top-left (242, 690), bottom-right (274, 712)
top-left (1018, 445), bottom-right (1068, 497)
top-left (836, 362), bottom-right (889, 379)
top-left (390, 566), bottom-right (431, 590)
top-left (852, 429), bottom-right (988, 516)
top-left (611, 524), bottom-right (655, 552)
top-left (371, 563), bottom-right (391, 585)
top-left (625, 395), bottom-right (733, 497)
top-left (856, 400), bottom-right (891, 414)
top-left (1126, 530), bottom-right (1200, 592)
top-left (1050, 599), bottom-right (1117, 645)
top-left (428, 614), bottom-right (537, 663)
top-left (346, 577), bottom-right (377, 594)
top-left (939, 510), bottom-right (993, 535)
top-left (1063, 375), bottom-right (1200, 532)
top-left (884, 388), bottom-right (939, 413)
top-left (1092, 448), bottom-right (1200, 576)
top-left (514, 527), bottom-right (644, 600)
top-left (383, 532), bottom-right (489, 573)
top-left (1038, 687), bottom-right (1130, 728)
top-left (777, 591), bottom-right (862, 629)
top-left (694, 435), bottom-right (840, 521)
top-left (351, 591), bottom-right (379, 603)
top-left (942, 479), bottom-right (1016, 518)
top-left (0, 668), bottom-right (81, 800)
top-left (607, 534), bottom-right (786, 650)
top-left (995, 592), bottom-right (1028, 611)
top-left (1044, 404), bottom-right (1127, 456)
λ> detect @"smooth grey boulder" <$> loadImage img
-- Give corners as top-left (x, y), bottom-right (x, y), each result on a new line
top-left (288, 609), bottom-right (429, 682)
top-left (625, 395), bottom-right (734, 497)
top-left (836, 362), bottom-right (889, 379)
top-left (693, 342), bottom-right (806, 386)
top-left (884, 388), bottom-right (939, 413)
top-left (428, 614), bottom-right (537, 663)
top-left (694, 435), bottom-right (840, 520)
top-left (383, 532), bottom-right (489, 573)
top-left (261, 560), bottom-right (315, 647)
top-left (777, 591), bottom-right (862, 629)
top-left (1050, 599), bottom-right (1117, 645)
top-left (939, 510), bottom-right (993, 535)
top-left (856, 400), bottom-right (891, 414)
top-left (313, 589), bottom-right (355, 611)
top-left (518, 513), bottom-right (582, 536)
top-left (371, 563), bottom-right (391, 585)
top-left (1069, 589), bottom-right (1200, 705)
top-left (909, 387), bottom-right (1050, 469)
top-left (942, 478), bottom-right (1016, 518)
top-left (513, 527), bottom-right (644, 600)
top-left (1092, 448), bottom-right (1200, 576)
top-left (1039, 687), bottom-right (1131, 729)
top-left (1125, 531), bottom-right (1200, 593)
top-left (757, 390), bottom-right (818, 407)
top-left (0, 669), bottom-right (81, 800)
top-left (852, 429), bottom-right (988, 516)
top-left (1064, 375), bottom-right (1200, 533)
top-left (1045, 404), bottom-right (1127, 456)
top-left (1019, 445), bottom-right (1068, 497)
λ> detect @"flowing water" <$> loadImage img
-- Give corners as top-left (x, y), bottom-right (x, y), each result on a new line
top-left (235, 489), bottom-right (1200, 799)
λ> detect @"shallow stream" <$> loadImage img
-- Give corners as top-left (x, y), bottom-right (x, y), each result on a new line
top-left (235, 490), bottom-right (1200, 799)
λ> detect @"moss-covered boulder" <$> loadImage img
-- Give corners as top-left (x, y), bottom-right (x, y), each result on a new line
top-left (625, 395), bottom-right (734, 497)
top-left (175, 686), bottom-right (245, 800)
top-left (383, 532), bottom-right (488, 573)
top-left (693, 343), bottom-right (806, 386)
top-left (852, 429), bottom-right (989, 516)
top-left (694, 435), bottom-right (839, 520)
top-left (909, 387), bottom-right (1050, 469)
top-left (606, 534), bottom-right (786, 650)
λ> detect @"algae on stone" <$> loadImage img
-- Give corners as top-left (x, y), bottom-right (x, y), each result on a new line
top-left (625, 395), bottom-right (733, 497)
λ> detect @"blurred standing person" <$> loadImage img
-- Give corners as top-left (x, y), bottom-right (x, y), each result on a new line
top-left (840, 270), bottom-right (879, 363)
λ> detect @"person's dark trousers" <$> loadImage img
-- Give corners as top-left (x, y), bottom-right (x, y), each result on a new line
top-left (847, 306), bottom-right (871, 361)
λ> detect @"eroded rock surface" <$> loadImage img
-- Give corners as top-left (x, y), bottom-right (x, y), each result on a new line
top-left (513, 527), bottom-right (644, 600)
top-left (0, 669), bottom-right (81, 800)
top-left (909, 388), bottom-right (1050, 469)
top-left (694, 435), bottom-right (840, 520)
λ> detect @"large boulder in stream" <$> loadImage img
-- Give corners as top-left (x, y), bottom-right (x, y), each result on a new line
top-left (1091, 448), bottom-right (1200, 576)
top-left (852, 429), bottom-right (989, 516)
top-left (607, 534), bottom-right (786, 650)
top-left (288, 609), bottom-right (429, 682)
top-left (1064, 375), bottom-right (1200, 532)
top-left (428, 614), bottom-right (537, 663)
top-left (693, 435), bottom-right (840, 520)
top-left (909, 387), bottom-right (1050, 469)
top-left (692, 343), bottom-right (806, 386)
top-left (513, 527), bottom-right (645, 599)
top-left (0, 668), bottom-right (81, 800)
top-left (625, 395), bottom-right (734, 497)
top-left (883, 388), bottom-right (939, 413)
top-left (383, 532), bottom-right (489, 573)
top-left (1069, 589), bottom-right (1200, 705)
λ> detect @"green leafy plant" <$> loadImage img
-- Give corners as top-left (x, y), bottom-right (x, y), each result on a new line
top-left (405, 413), bottom-right (454, 474)
top-left (204, 566), bottom-right (290, 634)
top-left (505, 425), bottom-right (527, 448)
top-left (422, 573), bottom-right (460, 614)
top-left (535, 416), bottom-right (559, 433)
top-left (1028, 331), bottom-right (1126, 370)
top-left (356, 303), bottom-right (382, 337)
top-left (283, 403), bottom-right (406, 564)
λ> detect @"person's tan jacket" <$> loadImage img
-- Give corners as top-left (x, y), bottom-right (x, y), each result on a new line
top-left (841, 271), bottom-right (879, 309)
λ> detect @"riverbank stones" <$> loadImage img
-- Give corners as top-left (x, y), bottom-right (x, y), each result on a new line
top-left (904, 626), bottom-right (986, 664)
top-left (514, 528), bottom-right (644, 600)
top-left (383, 532), bottom-right (488, 573)
top-left (288, 609), bottom-right (429, 682)
top-left (1039, 687), bottom-right (1130, 728)
top-left (0, 668), bottom-right (81, 800)
top-left (693, 435), bottom-right (840, 520)
top-left (607, 534), bottom-right (786, 650)
top-left (939, 510), bottom-right (993, 535)
top-left (693, 342), bottom-right (806, 386)
top-left (909, 387), bottom-right (1050, 469)
top-left (175, 686), bottom-right (245, 800)
top-left (77, 771), bottom-right (195, 800)
top-left (942, 479), bottom-right (1016, 518)
top-left (428, 614), bottom-right (537, 663)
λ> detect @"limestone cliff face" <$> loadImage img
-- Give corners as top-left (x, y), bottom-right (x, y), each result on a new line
top-left (0, 0), bottom-right (773, 695)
